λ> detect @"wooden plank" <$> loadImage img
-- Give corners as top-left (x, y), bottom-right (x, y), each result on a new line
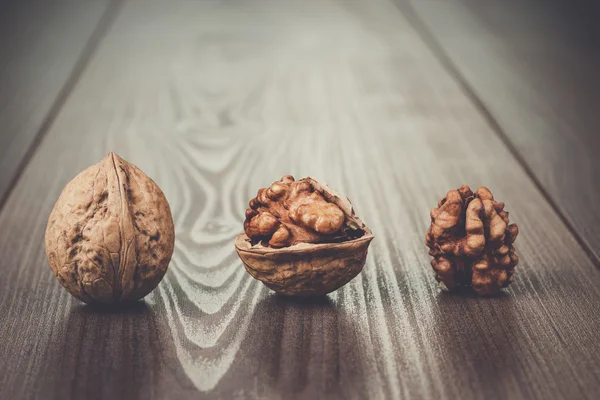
top-left (405, 0), bottom-right (600, 260)
top-left (1, 0), bottom-right (599, 398)
top-left (0, 0), bottom-right (111, 202)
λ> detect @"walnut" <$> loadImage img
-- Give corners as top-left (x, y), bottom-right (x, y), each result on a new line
top-left (45, 152), bottom-right (175, 304)
top-left (235, 176), bottom-right (374, 296)
top-left (425, 185), bottom-right (519, 296)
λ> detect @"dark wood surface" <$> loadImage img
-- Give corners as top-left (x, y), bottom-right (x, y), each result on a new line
top-left (407, 0), bottom-right (600, 261)
top-left (1, 0), bottom-right (599, 399)
top-left (0, 0), bottom-right (112, 204)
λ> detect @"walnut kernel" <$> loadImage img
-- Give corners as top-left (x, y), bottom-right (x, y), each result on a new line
top-left (425, 185), bottom-right (519, 296)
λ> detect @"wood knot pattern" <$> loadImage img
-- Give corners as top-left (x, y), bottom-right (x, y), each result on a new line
top-left (45, 152), bottom-right (175, 304)
top-left (425, 185), bottom-right (519, 296)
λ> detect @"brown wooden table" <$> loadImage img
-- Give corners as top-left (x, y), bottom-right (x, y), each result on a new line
top-left (1, 0), bottom-right (599, 398)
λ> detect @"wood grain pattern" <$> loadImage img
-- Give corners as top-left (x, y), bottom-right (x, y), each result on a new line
top-left (406, 0), bottom-right (600, 260)
top-left (0, 0), bottom-right (599, 399)
top-left (0, 0), bottom-right (110, 202)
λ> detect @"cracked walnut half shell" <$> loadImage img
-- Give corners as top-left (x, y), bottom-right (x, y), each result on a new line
top-left (425, 185), bottom-right (519, 296)
top-left (235, 176), bottom-right (374, 296)
top-left (45, 152), bottom-right (175, 304)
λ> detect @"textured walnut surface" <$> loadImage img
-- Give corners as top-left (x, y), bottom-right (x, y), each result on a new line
top-left (45, 152), bottom-right (175, 304)
top-left (425, 185), bottom-right (519, 296)
top-left (236, 232), bottom-right (373, 296)
top-left (237, 176), bottom-right (374, 295)
top-left (244, 175), bottom-right (364, 248)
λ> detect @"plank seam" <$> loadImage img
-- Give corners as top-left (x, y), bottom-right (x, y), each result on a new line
top-left (0, 0), bottom-right (125, 214)
top-left (392, 0), bottom-right (600, 271)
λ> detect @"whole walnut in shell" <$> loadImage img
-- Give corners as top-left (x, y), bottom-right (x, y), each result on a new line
top-left (425, 185), bottom-right (519, 296)
top-left (235, 176), bottom-right (374, 296)
top-left (45, 152), bottom-right (175, 304)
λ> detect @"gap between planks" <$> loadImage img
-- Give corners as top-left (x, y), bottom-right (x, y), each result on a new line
top-left (391, 0), bottom-right (600, 271)
top-left (3, 0), bottom-right (594, 278)
top-left (0, 0), bottom-right (125, 214)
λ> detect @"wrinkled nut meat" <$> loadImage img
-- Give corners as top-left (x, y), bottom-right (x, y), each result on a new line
top-left (235, 176), bottom-right (374, 296)
top-left (45, 152), bottom-right (175, 304)
top-left (425, 185), bottom-right (519, 296)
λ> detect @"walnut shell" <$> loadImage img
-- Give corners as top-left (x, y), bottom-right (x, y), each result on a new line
top-left (235, 176), bottom-right (374, 296)
top-left (45, 152), bottom-right (175, 304)
top-left (425, 185), bottom-right (519, 296)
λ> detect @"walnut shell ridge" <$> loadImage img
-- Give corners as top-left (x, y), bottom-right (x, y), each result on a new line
top-left (45, 152), bottom-right (175, 304)
top-left (425, 185), bottom-right (519, 296)
top-left (236, 176), bottom-right (374, 296)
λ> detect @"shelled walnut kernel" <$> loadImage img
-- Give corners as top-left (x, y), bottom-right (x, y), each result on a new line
top-left (425, 185), bottom-right (519, 296)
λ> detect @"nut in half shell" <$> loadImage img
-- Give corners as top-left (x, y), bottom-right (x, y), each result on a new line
top-left (235, 176), bottom-right (374, 296)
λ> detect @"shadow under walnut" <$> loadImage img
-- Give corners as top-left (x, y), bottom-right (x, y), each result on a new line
top-left (235, 176), bottom-right (374, 296)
